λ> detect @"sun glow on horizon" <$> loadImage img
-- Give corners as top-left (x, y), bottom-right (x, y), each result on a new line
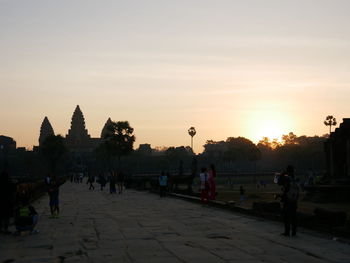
top-left (245, 108), bottom-right (294, 144)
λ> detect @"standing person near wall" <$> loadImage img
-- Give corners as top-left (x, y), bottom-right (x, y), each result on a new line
top-left (159, 171), bottom-right (168, 197)
top-left (208, 164), bottom-right (217, 200)
top-left (279, 165), bottom-right (299, 237)
top-left (199, 167), bottom-right (209, 204)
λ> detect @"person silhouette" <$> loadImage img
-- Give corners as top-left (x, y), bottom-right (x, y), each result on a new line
top-left (279, 165), bottom-right (299, 237)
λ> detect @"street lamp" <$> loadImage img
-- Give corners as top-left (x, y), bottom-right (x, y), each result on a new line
top-left (188, 127), bottom-right (196, 152)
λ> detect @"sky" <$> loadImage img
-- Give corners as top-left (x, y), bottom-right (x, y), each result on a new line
top-left (1, 0), bottom-right (350, 153)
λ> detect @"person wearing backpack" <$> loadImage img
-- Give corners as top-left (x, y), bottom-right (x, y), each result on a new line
top-left (279, 165), bottom-right (299, 237)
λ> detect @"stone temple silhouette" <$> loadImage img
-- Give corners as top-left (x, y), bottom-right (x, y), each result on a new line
top-left (39, 105), bottom-right (110, 152)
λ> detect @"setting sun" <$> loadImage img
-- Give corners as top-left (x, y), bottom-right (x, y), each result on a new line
top-left (257, 121), bottom-right (284, 141)
top-left (245, 108), bottom-right (294, 143)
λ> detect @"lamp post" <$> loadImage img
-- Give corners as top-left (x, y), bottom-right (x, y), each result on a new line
top-left (188, 127), bottom-right (196, 153)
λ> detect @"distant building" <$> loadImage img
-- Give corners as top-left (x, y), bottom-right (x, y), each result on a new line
top-left (39, 116), bottom-right (54, 146)
top-left (0, 135), bottom-right (16, 152)
top-left (38, 105), bottom-right (112, 153)
top-left (325, 118), bottom-right (350, 180)
top-left (138, 144), bottom-right (152, 155)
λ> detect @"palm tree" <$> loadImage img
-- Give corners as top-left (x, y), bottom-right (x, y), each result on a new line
top-left (102, 121), bottom-right (135, 171)
top-left (324, 115), bottom-right (337, 134)
top-left (188, 127), bottom-right (196, 152)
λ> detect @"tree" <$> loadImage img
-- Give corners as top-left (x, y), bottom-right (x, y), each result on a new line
top-left (257, 137), bottom-right (272, 148)
top-left (282, 132), bottom-right (298, 145)
top-left (188, 127), bottom-right (196, 151)
top-left (101, 121), bottom-right (135, 171)
top-left (324, 115), bottom-right (337, 134)
top-left (39, 135), bottom-right (67, 173)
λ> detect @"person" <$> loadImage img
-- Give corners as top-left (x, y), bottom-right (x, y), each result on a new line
top-left (87, 174), bottom-right (95, 190)
top-left (199, 167), bottom-right (209, 204)
top-left (116, 171), bottom-right (125, 194)
top-left (98, 173), bottom-right (107, 191)
top-left (0, 170), bottom-right (15, 234)
top-left (278, 165), bottom-right (299, 237)
top-left (109, 173), bottom-right (117, 194)
top-left (159, 171), bottom-right (168, 197)
top-left (208, 164), bottom-right (217, 200)
top-left (239, 185), bottom-right (245, 205)
top-left (48, 179), bottom-right (60, 218)
top-left (14, 195), bottom-right (39, 234)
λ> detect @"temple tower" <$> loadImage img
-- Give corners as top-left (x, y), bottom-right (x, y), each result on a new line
top-left (66, 105), bottom-right (91, 150)
top-left (39, 116), bottom-right (55, 146)
top-left (101, 117), bottom-right (113, 139)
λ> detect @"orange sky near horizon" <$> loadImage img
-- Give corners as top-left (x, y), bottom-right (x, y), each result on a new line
top-left (1, 1), bottom-right (349, 153)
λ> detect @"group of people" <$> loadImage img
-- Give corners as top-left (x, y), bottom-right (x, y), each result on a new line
top-left (81, 172), bottom-right (125, 194)
top-left (2, 162), bottom-right (300, 238)
top-left (0, 170), bottom-right (39, 235)
top-left (108, 172), bottom-right (125, 194)
top-left (199, 164), bottom-right (217, 204)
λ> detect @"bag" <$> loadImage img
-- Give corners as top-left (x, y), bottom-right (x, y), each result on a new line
top-left (287, 181), bottom-right (299, 201)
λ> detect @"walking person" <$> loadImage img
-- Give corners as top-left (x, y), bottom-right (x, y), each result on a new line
top-left (199, 167), bottom-right (209, 204)
top-left (87, 174), bottom-right (95, 190)
top-left (159, 171), bottom-right (168, 197)
top-left (208, 164), bottom-right (217, 200)
top-left (98, 173), bottom-right (107, 191)
top-left (109, 173), bottom-right (117, 194)
top-left (278, 165), bottom-right (299, 237)
top-left (116, 171), bottom-right (125, 194)
top-left (48, 178), bottom-right (60, 218)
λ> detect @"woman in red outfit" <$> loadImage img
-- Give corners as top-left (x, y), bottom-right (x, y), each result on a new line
top-left (208, 164), bottom-right (217, 200)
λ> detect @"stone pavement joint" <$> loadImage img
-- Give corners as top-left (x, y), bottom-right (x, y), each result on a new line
top-left (1, 182), bottom-right (350, 263)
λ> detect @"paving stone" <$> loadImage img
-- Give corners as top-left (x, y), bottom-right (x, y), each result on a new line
top-left (1, 182), bottom-right (350, 262)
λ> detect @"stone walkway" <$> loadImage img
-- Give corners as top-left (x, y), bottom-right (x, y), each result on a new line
top-left (1, 183), bottom-right (350, 263)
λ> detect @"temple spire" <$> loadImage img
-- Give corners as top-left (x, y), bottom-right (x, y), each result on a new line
top-left (66, 105), bottom-right (90, 146)
top-left (101, 117), bottom-right (113, 139)
top-left (39, 116), bottom-right (55, 146)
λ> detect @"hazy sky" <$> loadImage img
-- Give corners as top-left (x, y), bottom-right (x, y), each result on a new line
top-left (1, 0), bottom-right (350, 152)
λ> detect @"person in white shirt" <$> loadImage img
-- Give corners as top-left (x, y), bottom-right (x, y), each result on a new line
top-left (199, 167), bottom-right (209, 204)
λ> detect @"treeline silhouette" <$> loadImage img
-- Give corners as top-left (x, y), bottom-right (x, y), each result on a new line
top-left (112, 132), bottom-right (327, 175)
top-left (201, 132), bottom-right (327, 173)
top-left (1, 132), bottom-right (327, 180)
